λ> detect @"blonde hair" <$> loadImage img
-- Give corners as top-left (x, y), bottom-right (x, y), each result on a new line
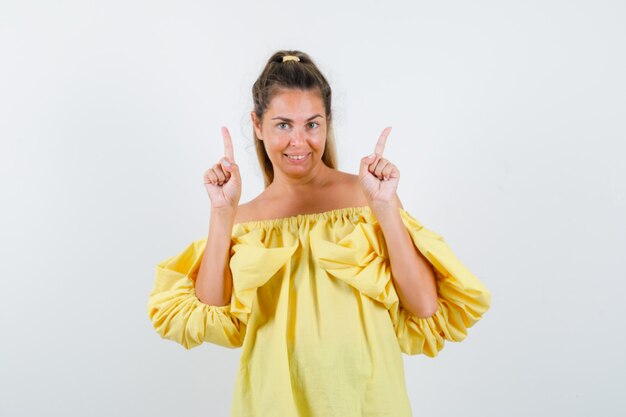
top-left (251, 50), bottom-right (338, 187)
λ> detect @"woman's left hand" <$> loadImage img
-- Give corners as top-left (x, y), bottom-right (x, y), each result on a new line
top-left (359, 127), bottom-right (400, 208)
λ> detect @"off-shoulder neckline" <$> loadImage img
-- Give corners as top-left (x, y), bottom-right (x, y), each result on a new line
top-left (232, 205), bottom-right (378, 229)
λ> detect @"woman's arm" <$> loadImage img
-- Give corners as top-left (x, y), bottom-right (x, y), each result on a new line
top-left (195, 207), bottom-right (236, 306)
top-left (196, 126), bottom-right (241, 306)
top-left (358, 127), bottom-right (438, 318)
top-left (373, 201), bottom-right (439, 319)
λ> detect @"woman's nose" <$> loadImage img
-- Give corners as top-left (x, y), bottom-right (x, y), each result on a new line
top-left (290, 127), bottom-right (306, 146)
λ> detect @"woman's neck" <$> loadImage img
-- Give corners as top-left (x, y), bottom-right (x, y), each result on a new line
top-left (267, 163), bottom-right (335, 196)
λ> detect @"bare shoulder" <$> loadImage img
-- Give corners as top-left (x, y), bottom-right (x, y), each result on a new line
top-left (330, 169), bottom-right (404, 209)
top-left (233, 199), bottom-right (262, 225)
top-left (329, 170), bottom-right (359, 187)
top-left (231, 169), bottom-right (404, 225)
top-left (329, 170), bottom-right (369, 207)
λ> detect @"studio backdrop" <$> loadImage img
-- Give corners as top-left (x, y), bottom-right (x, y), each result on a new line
top-left (1, 1), bottom-right (624, 416)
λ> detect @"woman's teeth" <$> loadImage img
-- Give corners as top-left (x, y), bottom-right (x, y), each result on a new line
top-left (286, 154), bottom-right (307, 160)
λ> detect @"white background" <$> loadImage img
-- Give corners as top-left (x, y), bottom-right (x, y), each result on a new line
top-left (1, 1), bottom-right (625, 416)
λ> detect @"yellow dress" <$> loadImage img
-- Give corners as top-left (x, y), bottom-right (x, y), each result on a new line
top-left (147, 206), bottom-right (491, 417)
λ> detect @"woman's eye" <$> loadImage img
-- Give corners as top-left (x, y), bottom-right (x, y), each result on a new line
top-left (308, 122), bottom-right (319, 128)
top-left (277, 122), bottom-right (289, 129)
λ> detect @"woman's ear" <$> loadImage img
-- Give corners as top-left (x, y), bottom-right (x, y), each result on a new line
top-left (251, 111), bottom-right (263, 140)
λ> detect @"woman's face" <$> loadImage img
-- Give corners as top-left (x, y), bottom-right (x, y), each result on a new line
top-left (252, 88), bottom-right (328, 180)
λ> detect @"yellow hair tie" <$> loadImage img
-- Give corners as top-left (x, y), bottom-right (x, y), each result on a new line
top-left (282, 55), bottom-right (300, 63)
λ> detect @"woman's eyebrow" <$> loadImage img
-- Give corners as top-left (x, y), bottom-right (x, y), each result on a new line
top-left (270, 114), bottom-right (323, 122)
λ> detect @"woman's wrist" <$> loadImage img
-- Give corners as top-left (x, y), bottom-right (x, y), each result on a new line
top-left (369, 199), bottom-right (401, 227)
top-left (368, 198), bottom-right (398, 214)
top-left (210, 206), bottom-right (237, 224)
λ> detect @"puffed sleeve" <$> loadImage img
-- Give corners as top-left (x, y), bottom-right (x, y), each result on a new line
top-left (146, 238), bottom-right (246, 350)
top-left (313, 208), bottom-right (491, 357)
top-left (392, 209), bottom-right (492, 357)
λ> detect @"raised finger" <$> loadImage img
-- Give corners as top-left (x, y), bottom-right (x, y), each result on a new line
top-left (221, 126), bottom-right (235, 161)
top-left (374, 126), bottom-right (392, 156)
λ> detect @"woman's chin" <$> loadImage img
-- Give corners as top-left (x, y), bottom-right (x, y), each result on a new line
top-left (277, 156), bottom-right (325, 177)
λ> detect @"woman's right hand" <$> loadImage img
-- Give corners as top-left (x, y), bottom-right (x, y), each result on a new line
top-left (203, 126), bottom-right (242, 210)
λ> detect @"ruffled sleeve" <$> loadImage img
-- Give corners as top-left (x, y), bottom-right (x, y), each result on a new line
top-left (147, 238), bottom-right (245, 350)
top-left (314, 207), bottom-right (491, 357)
top-left (393, 209), bottom-right (491, 357)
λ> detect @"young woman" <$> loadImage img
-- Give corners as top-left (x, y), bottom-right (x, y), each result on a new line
top-left (147, 50), bottom-right (491, 416)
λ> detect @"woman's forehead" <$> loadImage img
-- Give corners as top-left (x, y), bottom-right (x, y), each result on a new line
top-left (267, 89), bottom-right (325, 117)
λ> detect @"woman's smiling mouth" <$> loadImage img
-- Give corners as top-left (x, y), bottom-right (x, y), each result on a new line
top-left (284, 153), bottom-right (311, 162)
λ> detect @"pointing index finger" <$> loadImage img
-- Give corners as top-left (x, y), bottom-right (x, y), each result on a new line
top-left (221, 126), bottom-right (235, 161)
top-left (374, 126), bottom-right (392, 156)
